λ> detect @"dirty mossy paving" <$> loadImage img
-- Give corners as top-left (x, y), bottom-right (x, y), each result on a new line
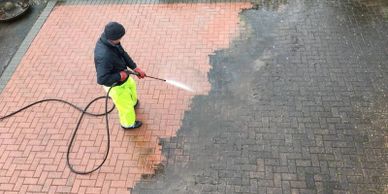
top-left (133, 0), bottom-right (388, 194)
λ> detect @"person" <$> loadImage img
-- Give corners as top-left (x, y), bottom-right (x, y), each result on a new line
top-left (94, 21), bottom-right (146, 129)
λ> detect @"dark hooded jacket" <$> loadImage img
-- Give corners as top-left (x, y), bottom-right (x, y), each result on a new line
top-left (94, 33), bottom-right (137, 87)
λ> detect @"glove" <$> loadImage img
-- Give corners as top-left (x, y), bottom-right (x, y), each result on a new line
top-left (134, 67), bottom-right (146, 79)
top-left (119, 70), bottom-right (130, 81)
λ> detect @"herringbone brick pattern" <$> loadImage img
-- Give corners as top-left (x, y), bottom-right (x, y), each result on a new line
top-left (0, 2), bottom-right (251, 193)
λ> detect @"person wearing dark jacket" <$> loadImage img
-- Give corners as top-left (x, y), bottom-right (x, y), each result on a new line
top-left (94, 21), bottom-right (146, 129)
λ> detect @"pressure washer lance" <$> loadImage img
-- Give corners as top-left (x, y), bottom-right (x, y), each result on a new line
top-left (130, 70), bottom-right (166, 82)
top-left (0, 70), bottom-right (171, 175)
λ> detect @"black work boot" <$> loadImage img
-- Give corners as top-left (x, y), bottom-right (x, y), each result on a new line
top-left (121, 121), bottom-right (142, 130)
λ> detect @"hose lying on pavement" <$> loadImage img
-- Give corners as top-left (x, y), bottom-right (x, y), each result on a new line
top-left (0, 87), bottom-right (115, 175)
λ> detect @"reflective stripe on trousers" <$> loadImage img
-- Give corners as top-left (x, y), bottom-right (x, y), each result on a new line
top-left (104, 77), bottom-right (137, 127)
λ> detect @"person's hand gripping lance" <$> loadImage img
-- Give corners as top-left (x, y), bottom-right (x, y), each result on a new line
top-left (133, 67), bottom-right (146, 79)
top-left (120, 68), bottom-right (146, 80)
top-left (119, 68), bottom-right (145, 82)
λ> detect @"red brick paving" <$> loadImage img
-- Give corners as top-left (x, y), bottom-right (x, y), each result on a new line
top-left (0, 2), bottom-right (251, 193)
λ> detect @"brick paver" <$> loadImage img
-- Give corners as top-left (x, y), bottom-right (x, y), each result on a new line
top-left (0, 2), bottom-right (251, 193)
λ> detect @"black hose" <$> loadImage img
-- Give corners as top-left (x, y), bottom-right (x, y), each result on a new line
top-left (0, 87), bottom-right (115, 175)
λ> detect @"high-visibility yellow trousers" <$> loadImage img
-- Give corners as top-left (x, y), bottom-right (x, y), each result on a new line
top-left (104, 77), bottom-right (137, 127)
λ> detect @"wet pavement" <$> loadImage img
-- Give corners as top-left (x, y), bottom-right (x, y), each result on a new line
top-left (0, 0), bottom-right (48, 77)
top-left (0, 0), bottom-right (387, 193)
top-left (133, 0), bottom-right (388, 193)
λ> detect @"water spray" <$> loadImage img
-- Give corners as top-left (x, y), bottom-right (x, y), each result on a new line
top-left (130, 70), bottom-right (194, 92)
